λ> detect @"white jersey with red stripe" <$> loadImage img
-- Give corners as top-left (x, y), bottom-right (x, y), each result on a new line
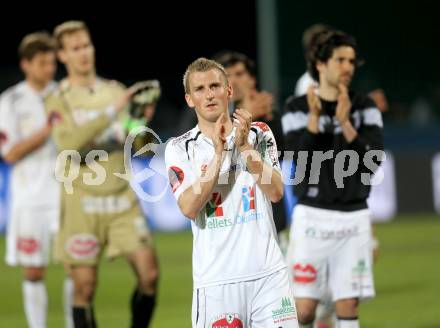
top-left (165, 122), bottom-right (286, 288)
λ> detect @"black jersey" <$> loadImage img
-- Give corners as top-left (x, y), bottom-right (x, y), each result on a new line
top-left (282, 91), bottom-right (384, 211)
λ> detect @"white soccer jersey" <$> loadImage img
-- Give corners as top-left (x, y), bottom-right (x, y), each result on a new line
top-left (0, 81), bottom-right (60, 208)
top-left (294, 71), bottom-right (316, 97)
top-left (165, 122), bottom-right (286, 288)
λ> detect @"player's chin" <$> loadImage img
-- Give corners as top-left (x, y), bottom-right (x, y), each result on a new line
top-left (37, 77), bottom-right (52, 85)
top-left (79, 63), bottom-right (94, 73)
top-left (206, 112), bottom-right (222, 123)
top-left (339, 76), bottom-right (352, 86)
top-left (204, 106), bottom-right (220, 115)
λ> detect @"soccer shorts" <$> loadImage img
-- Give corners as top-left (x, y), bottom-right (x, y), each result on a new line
top-left (59, 186), bottom-right (153, 265)
top-left (286, 204), bottom-right (375, 301)
top-left (6, 205), bottom-right (59, 267)
top-left (192, 268), bottom-right (299, 328)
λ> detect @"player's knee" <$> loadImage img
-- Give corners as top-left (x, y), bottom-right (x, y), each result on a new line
top-left (24, 267), bottom-right (45, 282)
top-left (75, 278), bottom-right (97, 302)
top-left (297, 302), bottom-right (317, 325)
top-left (335, 298), bottom-right (358, 317)
top-left (138, 267), bottom-right (159, 292)
top-left (297, 310), bottom-right (315, 325)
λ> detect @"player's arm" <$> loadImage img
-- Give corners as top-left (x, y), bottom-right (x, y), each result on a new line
top-left (166, 114), bottom-right (227, 220)
top-left (177, 151), bottom-right (224, 220)
top-left (0, 95), bottom-right (49, 163)
top-left (45, 93), bottom-right (113, 151)
top-left (282, 89), bottom-right (320, 156)
top-left (2, 125), bottom-right (51, 164)
top-left (45, 85), bottom-right (138, 151)
top-left (234, 109), bottom-right (283, 203)
top-left (336, 85), bottom-right (384, 154)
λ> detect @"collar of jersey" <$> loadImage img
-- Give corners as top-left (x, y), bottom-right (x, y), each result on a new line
top-left (60, 77), bottom-right (104, 93)
top-left (20, 81), bottom-right (56, 98)
top-left (195, 125), bottom-right (237, 149)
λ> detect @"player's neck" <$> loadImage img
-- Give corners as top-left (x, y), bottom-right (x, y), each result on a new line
top-left (68, 71), bottom-right (97, 88)
top-left (318, 82), bottom-right (338, 101)
top-left (25, 78), bottom-right (48, 92)
top-left (198, 115), bottom-right (233, 141)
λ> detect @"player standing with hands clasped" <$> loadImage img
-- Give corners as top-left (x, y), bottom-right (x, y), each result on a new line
top-left (283, 30), bottom-right (384, 328)
top-left (165, 57), bottom-right (299, 328)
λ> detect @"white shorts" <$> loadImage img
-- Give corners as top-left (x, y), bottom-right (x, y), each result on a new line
top-left (286, 205), bottom-right (375, 301)
top-left (192, 268), bottom-right (299, 328)
top-left (5, 206), bottom-right (59, 267)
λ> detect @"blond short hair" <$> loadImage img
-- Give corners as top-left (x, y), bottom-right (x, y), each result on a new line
top-left (53, 20), bottom-right (89, 49)
top-left (183, 57), bottom-right (228, 94)
top-left (18, 31), bottom-right (56, 60)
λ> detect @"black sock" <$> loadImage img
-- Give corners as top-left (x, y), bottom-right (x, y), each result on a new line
top-left (130, 289), bottom-right (156, 328)
top-left (73, 306), bottom-right (97, 328)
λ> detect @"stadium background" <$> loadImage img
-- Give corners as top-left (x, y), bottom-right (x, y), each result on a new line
top-left (0, 1), bottom-right (439, 327)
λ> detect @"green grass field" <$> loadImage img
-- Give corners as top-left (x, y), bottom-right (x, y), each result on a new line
top-left (0, 215), bottom-right (439, 327)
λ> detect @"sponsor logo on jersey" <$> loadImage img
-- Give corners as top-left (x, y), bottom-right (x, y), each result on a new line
top-left (271, 297), bottom-right (297, 324)
top-left (168, 166), bottom-right (184, 193)
top-left (206, 211), bottom-right (262, 229)
top-left (206, 186), bottom-right (262, 229)
top-left (351, 259), bottom-right (371, 291)
top-left (211, 313), bottom-right (243, 328)
top-left (293, 263), bottom-right (317, 283)
top-left (242, 186), bottom-right (255, 212)
top-left (206, 192), bottom-right (224, 217)
top-left (172, 131), bottom-right (192, 146)
top-left (352, 259), bottom-right (368, 277)
top-left (305, 226), bottom-right (359, 240)
top-left (81, 195), bottom-right (131, 214)
top-left (201, 164), bottom-right (208, 176)
top-left (17, 237), bottom-right (39, 254)
top-left (66, 234), bottom-right (100, 260)
top-left (72, 108), bottom-right (101, 126)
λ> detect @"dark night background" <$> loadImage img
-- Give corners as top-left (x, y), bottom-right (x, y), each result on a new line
top-left (0, 0), bottom-right (439, 142)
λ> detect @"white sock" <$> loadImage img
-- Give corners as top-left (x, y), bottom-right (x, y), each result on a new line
top-left (64, 277), bottom-right (74, 328)
top-left (337, 318), bottom-right (360, 328)
top-left (23, 280), bottom-right (47, 328)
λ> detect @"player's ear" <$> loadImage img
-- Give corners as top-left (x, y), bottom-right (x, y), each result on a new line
top-left (20, 58), bottom-right (29, 75)
top-left (57, 48), bottom-right (67, 64)
top-left (227, 83), bottom-right (233, 99)
top-left (316, 60), bottom-right (326, 76)
top-left (185, 93), bottom-right (195, 108)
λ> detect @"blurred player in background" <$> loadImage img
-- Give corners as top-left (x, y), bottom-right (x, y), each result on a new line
top-left (46, 21), bottom-right (159, 328)
top-left (0, 31), bottom-right (59, 328)
top-left (283, 30), bottom-right (384, 328)
top-left (213, 50), bottom-right (288, 234)
top-left (288, 24), bottom-right (386, 328)
top-left (294, 24), bottom-right (331, 97)
top-left (295, 24), bottom-right (388, 113)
